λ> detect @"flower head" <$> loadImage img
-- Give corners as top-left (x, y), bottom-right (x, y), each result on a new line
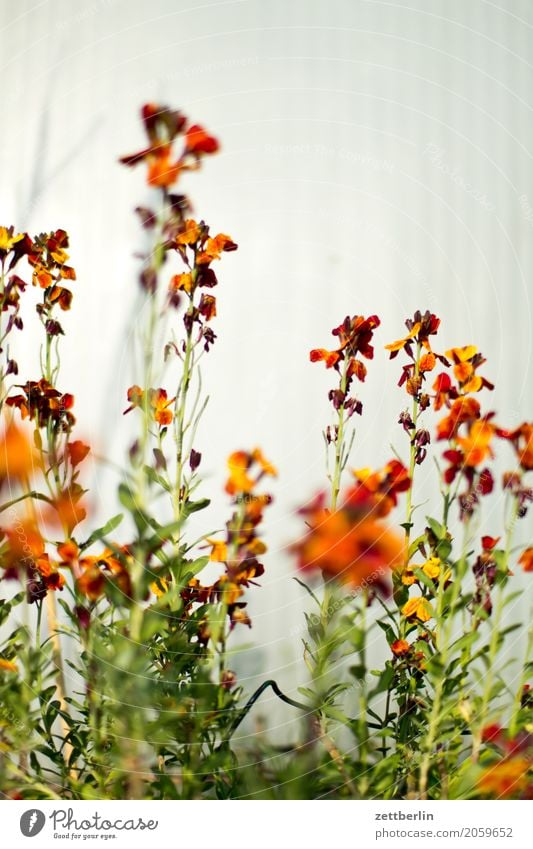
top-left (292, 491), bottom-right (404, 593)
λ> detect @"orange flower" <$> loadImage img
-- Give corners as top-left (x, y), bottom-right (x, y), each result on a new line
top-left (225, 449), bottom-right (276, 496)
top-left (196, 233), bottom-right (238, 265)
top-left (310, 315), bottom-right (381, 419)
top-left (391, 639), bottom-right (410, 657)
top-left (185, 124), bottom-right (219, 156)
top-left (309, 348), bottom-right (340, 368)
top-left (49, 285), bottom-right (73, 311)
top-left (0, 657), bottom-right (18, 672)
top-left (124, 386), bottom-right (175, 427)
top-left (477, 757), bottom-right (531, 798)
top-left (206, 538), bottom-right (228, 562)
top-left (456, 419), bottom-right (495, 467)
top-left (436, 396), bottom-right (480, 440)
top-left (77, 547), bottom-right (132, 601)
top-left (67, 440), bottom-right (90, 467)
top-left (519, 548), bottom-right (533, 572)
top-left (402, 596), bottom-right (433, 622)
top-left (419, 352), bottom-right (436, 372)
top-left (501, 423), bottom-right (533, 471)
top-left (0, 420), bottom-right (36, 485)
top-left (147, 145), bottom-right (181, 188)
top-left (170, 272), bottom-right (194, 294)
top-left (57, 539), bottom-right (80, 565)
top-left (293, 499), bottom-right (404, 592)
top-left (385, 311), bottom-right (441, 357)
top-left (6, 379), bottom-right (76, 431)
top-left (445, 345), bottom-right (494, 395)
top-left (432, 372), bottom-right (457, 410)
top-left (149, 388), bottom-right (174, 426)
top-left (175, 219), bottom-right (202, 246)
top-left (385, 322), bottom-right (421, 354)
top-left (349, 459), bottom-right (410, 517)
top-left (47, 483), bottom-right (87, 536)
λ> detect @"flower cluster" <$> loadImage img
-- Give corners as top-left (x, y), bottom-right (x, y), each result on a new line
top-left (6, 378), bottom-right (75, 432)
top-left (124, 385), bottom-right (175, 428)
top-left (478, 724), bottom-right (533, 799)
top-left (310, 314), bottom-right (380, 426)
top-left (349, 459), bottom-right (410, 517)
top-left (168, 217), bottom-right (237, 350)
top-left (387, 310), bottom-right (446, 466)
top-left (120, 103), bottom-right (219, 189)
top-left (58, 539), bottom-right (132, 604)
top-left (292, 489), bottom-right (405, 595)
top-left (0, 519), bottom-right (65, 602)
top-left (184, 449), bottom-right (276, 634)
top-left (30, 229), bottom-right (76, 337)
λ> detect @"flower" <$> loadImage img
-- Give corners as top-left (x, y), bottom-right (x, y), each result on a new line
top-left (519, 547), bottom-right (533, 573)
top-left (76, 546), bottom-right (132, 601)
top-left (422, 557), bottom-right (441, 579)
top-left (477, 757), bottom-right (531, 798)
top-left (225, 449), bottom-right (277, 496)
top-left (309, 348), bottom-right (340, 368)
top-left (348, 459), bottom-right (410, 517)
top-left (0, 226), bottom-right (26, 257)
top-left (500, 422), bottom-right (533, 471)
top-left (6, 379), bottom-right (75, 431)
top-left (0, 657), bottom-right (18, 672)
top-left (456, 419), bottom-right (495, 467)
top-left (436, 397), bottom-right (481, 441)
top-left (185, 124), bottom-right (219, 156)
top-left (310, 315), bottom-right (381, 419)
top-left (0, 519), bottom-right (65, 600)
top-left (292, 493), bottom-right (404, 593)
top-left (391, 639), bottom-right (410, 657)
top-left (385, 310), bottom-right (441, 358)
top-left (401, 596), bottom-right (433, 622)
top-left (196, 233), bottom-right (238, 265)
top-left (124, 386), bottom-right (175, 427)
top-left (67, 440), bottom-right (90, 467)
top-left (445, 345), bottom-right (494, 395)
top-left (120, 105), bottom-right (219, 189)
top-left (47, 485), bottom-right (87, 535)
top-left (206, 538), bottom-right (228, 562)
top-left (0, 420), bottom-right (36, 486)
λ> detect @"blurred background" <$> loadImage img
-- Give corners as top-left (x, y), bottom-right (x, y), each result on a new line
top-left (1, 0), bottom-right (532, 742)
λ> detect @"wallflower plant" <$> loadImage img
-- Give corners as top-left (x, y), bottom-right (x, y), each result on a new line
top-left (0, 107), bottom-right (531, 801)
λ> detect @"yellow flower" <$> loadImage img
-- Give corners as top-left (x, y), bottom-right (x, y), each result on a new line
top-left (422, 557), bottom-right (441, 579)
top-left (150, 578), bottom-right (169, 597)
top-left (402, 596), bottom-right (433, 622)
top-left (206, 538), bottom-right (228, 562)
top-left (0, 226), bottom-right (24, 253)
top-left (401, 566), bottom-right (417, 586)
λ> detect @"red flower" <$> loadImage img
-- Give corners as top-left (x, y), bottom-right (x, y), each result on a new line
top-left (185, 124), bottom-right (219, 155)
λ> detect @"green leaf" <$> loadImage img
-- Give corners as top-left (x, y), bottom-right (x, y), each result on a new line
top-left (80, 513), bottom-right (124, 550)
top-left (376, 619), bottom-right (397, 644)
top-left (140, 609), bottom-right (169, 642)
top-left (369, 663), bottom-right (395, 698)
top-left (426, 516), bottom-right (445, 539)
top-left (293, 576), bottom-right (320, 606)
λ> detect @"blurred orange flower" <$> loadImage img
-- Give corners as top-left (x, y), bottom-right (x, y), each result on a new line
top-left (519, 548), bottom-right (533, 573)
top-left (292, 495), bottom-right (404, 592)
top-left (0, 420), bottom-right (36, 486)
